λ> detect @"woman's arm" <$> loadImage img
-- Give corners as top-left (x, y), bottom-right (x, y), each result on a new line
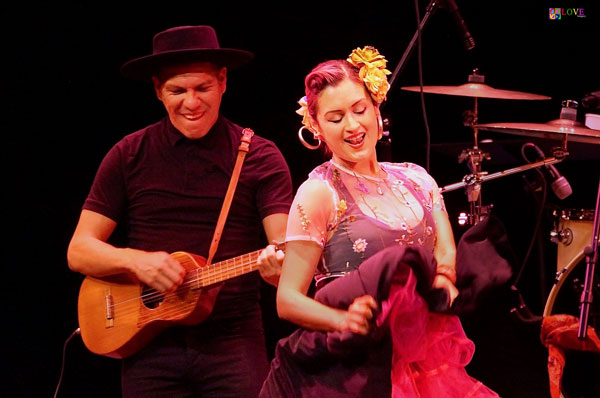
top-left (432, 209), bottom-right (459, 303)
top-left (276, 240), bottom-right (376, 334)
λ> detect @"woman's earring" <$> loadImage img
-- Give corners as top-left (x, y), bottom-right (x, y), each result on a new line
top-left (298, 126), bottom-right (322, 150)
top-left (376, 113), bottom-right (384, 140)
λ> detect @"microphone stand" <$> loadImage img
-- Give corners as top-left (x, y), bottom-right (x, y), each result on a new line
top-left (379, 0), bottom-right (441, 163)
top-left (441, 156), bottom-right (565, 193)
top-left (387, 0), bottom-right (441, 94)
top-left (578, 177), bottom-right (600, 339)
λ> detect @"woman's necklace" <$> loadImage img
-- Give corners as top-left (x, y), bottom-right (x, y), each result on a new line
top-left (382, 178), bottom-right (424, 227)
top-left (331, 160), bottom-right (435, 249)
top-left (329, 159), bottom-right (385, 195)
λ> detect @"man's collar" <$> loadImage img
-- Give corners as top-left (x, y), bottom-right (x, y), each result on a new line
top-left (164, 115), bottom-right (224, 147)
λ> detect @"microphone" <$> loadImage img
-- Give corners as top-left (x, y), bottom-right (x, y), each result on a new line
top-left (524, 143), bottom-right (573, 200)
top-left (545, 163), bottom-right (573, 200)
top-left (440, 0), bottom-right (476, 50)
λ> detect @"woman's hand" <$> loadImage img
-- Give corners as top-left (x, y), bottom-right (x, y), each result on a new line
top-left (433, 274), bottom-right (459, 307)
top-left (337, 295), bottom-right (378, 335)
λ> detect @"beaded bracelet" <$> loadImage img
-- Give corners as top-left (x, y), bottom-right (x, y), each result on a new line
top-left (435, 265), bottom-right (457, 285)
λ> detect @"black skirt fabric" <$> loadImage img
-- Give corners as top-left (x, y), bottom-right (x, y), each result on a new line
top-left (259, 245), bottom-right (440, 398)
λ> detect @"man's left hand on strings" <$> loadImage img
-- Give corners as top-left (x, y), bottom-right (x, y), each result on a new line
top-left (257, 243), bottom-right (285, 286)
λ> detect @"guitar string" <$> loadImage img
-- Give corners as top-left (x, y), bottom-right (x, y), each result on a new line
top-left (107, 253), bottom-right (263, 308)
top-left (79, 255), bottom-right (272, 324)
top-left (117, 258), bottom-right (260, 307)
top-left (98, 262), bottom-right (262, 320)
top-left (131, 241), bottom-right (283, 305)
top-left (93, 243), bottom-right (284, 317)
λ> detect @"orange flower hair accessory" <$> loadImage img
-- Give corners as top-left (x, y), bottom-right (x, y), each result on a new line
top-left (296, 96), bottom-right (322, 149)
top-left (347, 46), bottom-right (391, 103)
top-left (296, 96), bottom-right (318, 133)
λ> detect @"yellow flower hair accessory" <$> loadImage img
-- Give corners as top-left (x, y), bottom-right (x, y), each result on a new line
top-left (347, 46), bottom-right (391, 103)
top-left (296, 96), bottom-right (318, 133)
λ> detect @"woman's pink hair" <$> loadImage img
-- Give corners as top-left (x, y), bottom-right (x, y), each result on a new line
top-left (304, 60), bottom-right (364, 122)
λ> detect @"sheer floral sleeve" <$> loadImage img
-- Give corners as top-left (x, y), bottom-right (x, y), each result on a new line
top-left (285, 178), bottom-right (339, 249)
top-left (386, 162), bottom-right (446, 213)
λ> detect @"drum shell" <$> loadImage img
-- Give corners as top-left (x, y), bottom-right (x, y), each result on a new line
top-left (545, 209), bottom-right (599, 398)
top-left (554, 209), bottom-right (594, 272)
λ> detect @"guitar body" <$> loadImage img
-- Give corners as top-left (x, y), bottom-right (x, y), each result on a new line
top-left (78, 252), bottom-right (222, 359)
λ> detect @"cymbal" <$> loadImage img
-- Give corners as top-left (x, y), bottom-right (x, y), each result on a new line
top-left (401, 83), bottom-right (551, 100)
top-left (475, 119), bottom-right (600, 144)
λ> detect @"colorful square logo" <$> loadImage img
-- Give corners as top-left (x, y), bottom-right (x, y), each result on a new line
top-left (549, 8), bottom-right (562, 20)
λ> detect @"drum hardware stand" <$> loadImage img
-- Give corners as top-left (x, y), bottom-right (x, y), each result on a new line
top-left (578, 178), bottom-right (599, 339)
top-left (442, 151), bottom-right (568, 223)
top-left (445, 78), bottom-right (571, 226)
top-left (549, 226), bottom-right (574, 248)
top-left (554, 99), bottom-right (578, 155)
top-left (451, 69), bottom-right (494, 225)
top-left (550, 210), bottom-right (569, 248)
top-left (551, 209), bottom-right (597, 253)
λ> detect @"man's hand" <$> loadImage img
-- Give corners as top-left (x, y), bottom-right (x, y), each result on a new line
top-left (257, 243), bottom-right (285, 286)
top-left (128, 250), bottom-right (186, 293)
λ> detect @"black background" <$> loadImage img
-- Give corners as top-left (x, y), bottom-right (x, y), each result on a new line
top-left (3, 1), bottom-right (599, 397)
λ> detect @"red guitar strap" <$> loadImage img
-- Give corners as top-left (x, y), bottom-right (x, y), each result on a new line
top-left (206, 128), bottom-right (254, 265)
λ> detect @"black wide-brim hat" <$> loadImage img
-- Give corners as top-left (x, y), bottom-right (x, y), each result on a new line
top-left (120, 25), bottom-right (254, 81)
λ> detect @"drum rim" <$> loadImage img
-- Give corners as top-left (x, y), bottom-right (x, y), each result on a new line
top-left (559, 208), bottom-right (596, 221)
top-left (543, 251), bottom-right (587, 317)
top-left (543, 254), bottom-right (600, 397)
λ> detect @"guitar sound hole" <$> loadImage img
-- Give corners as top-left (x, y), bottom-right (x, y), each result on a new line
top-left (141, 285), bottom-right (165, 309)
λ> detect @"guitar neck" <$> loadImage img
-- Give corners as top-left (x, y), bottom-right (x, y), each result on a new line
top-left (190, 249), bottom-right (263, 287)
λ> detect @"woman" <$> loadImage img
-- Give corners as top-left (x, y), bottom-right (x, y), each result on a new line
top-left (259, 47), bottom-right (499, 397)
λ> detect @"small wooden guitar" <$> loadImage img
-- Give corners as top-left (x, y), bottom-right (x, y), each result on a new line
top-left (77, 245), bottom-right (282, 359)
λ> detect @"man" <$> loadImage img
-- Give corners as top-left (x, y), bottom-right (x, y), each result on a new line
top-left (67, 25), bottom-right (293, 397)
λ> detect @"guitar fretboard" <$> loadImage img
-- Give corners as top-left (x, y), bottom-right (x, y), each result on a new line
top-left (190, 249), bottom-right (262, 288)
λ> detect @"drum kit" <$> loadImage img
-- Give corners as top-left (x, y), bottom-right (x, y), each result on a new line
top-left (402, 69), bottom-right (600, 226)
top-left (401, 69), bottom-right (600, 396)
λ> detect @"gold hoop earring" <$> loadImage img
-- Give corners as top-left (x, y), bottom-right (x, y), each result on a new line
top-left (298, 126), bottom-right (322, 150)
top-left (376, 112), bottom-right (384, 140)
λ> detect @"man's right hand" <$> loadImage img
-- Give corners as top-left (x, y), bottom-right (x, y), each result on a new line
top-left (68, 210), bottom-right (184, 293)
top-left (128, 250), bottom-right (186, 293)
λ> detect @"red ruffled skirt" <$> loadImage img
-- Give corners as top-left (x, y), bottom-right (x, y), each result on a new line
top-left (260, 245), bottom-right (500, 398)
top-left (382, 271), bottom-right (498, 397)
